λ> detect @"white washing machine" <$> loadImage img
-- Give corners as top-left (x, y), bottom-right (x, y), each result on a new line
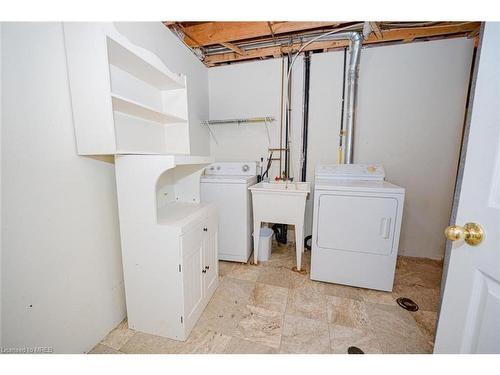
top-left (311, 163), bottom-right (405, 291)
top-left (201, 162), bottom-right (258, 262)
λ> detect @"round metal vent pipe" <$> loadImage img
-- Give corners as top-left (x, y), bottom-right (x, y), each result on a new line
top-left (284, 29), bottom-right (363, 167)
top-left (343, 32), bottom-right (363, 164)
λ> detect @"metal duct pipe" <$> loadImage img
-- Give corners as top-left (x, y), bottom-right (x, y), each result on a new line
top-left (284, 29), bottom-right (363, 169)
top-left (343, 32), bottom-right (363, 164)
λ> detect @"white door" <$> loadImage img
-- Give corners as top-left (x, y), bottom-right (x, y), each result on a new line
top-left (435, 23), bottom-right (500, 354)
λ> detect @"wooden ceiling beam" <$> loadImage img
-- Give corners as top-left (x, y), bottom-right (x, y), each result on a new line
top-left (180, 21), bottom-right (341, 46)
top-left (369, 22), bottom-right (383, 39)
top-left (203, 22), bottom-right (480, 66)
top-left (220, 42), bottom-right (246, 56)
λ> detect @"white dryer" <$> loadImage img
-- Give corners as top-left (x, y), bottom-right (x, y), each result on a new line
top-left (311, 164), bottom-right (405, 291)
top-left (200, 162), bottom-right (258, 262)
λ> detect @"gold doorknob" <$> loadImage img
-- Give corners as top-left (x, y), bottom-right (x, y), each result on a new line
top-left (445, 222), bottom-right (484, 246)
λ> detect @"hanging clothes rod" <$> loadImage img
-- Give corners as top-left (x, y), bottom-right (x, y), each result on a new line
top-left (202, 117), bottom-right (275, 125)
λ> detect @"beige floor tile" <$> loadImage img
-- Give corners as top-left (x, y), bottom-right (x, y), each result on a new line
top-left (219, 261), bottom-right (237, 278)
top-left (234, 305), bottom-right (284, 349)
top-left (326, 295), bottom-right (369, 329)
top-left (286, 288), bottom-right (328, 321)
top-left (88, 344), bottom-right (123, 354)
top-left (213, 276), bottom-right (255, 306)
top-left (280, 315), bottom-right (330, 354)
top-left (176, 328), bottom-right (232, 354)
top-left (227, 264), bottom-right (261, 282)
top-left (358, 288), bottom-right (398, 306)
top-left (329, 324), bottom-right (382, 354)
top-left (223, 337), bottom-right (278, 354)
top-left (395, 257), bottom-right (443, 289)
top-left (248, 282), bottom-right (289, 313)
top-left (119, 332), bottom-right (182, 354)
top-left (100, 319), bottom-right (136, 350)
top-left (194, 294), bottom-right (247, 336)
top-left (290, 272), bottom-right (327, 295)
top-left (364, 302), bottom-right (432, 354)
top-left (412, 310), bottom-right (438, 341)
top-left (321, 283), bottom-right (362, 301)
top-left (262, 254), bottom-right (297, 269)
top-left (96, 250), bottom-right (443, 355)
top-left (393, 283), bottom-right (441, 312)
top-left (257, 266), bottom-right (294, 289)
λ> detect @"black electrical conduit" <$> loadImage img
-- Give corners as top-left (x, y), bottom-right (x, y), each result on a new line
top-left (302, 52), bottom-right (312, 250)
top-left (301, 51), bottom-right (311, 183)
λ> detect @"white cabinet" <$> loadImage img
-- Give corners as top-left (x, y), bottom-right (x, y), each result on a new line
top-left (115, 155), bottom-right (218, 341)
top-left (63, 23), bottom-right (190, 155)
top-left (181, 214), bottom-right (219, 335)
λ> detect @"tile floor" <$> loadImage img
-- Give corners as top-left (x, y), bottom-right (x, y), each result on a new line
top-left (90, 241), bottom-right (443, 354)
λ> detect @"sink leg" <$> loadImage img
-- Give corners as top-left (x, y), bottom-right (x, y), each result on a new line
top-left (295, 223), bottom-right (304, 271)
top-left (253, 220), bottom-right (261, 265)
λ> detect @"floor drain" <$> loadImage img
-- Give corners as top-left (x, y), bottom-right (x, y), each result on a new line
top-left (347, 346), bottom-right (364, 354)
top-left (397, 297), bottom-right (419, 312)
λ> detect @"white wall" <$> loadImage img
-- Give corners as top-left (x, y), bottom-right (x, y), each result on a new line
top-left (208, 58), bottom-right (282, 175)
top-left (209, 38), bottom-right (474, 260)
top-left (115, 22), bottom-right (210, 156)
top-left (1, 22), bottom-right (208, 352)
top-left (0, 22), bottom-right (3, 348)
top-left (355, 39), bottom-right (473, 259)
top-left (1, 23), bottom-right (126, 353)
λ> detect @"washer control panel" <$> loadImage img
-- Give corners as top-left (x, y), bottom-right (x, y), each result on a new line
top-left (315, 163), bottom-right (385, 180)
top-left (205, 162), bottom-right (258, 176)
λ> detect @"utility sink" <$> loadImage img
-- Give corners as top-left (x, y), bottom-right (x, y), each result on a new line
top-left (249, 181), bottom-right (310, 271)
top-left (253, 181), bottom-right (311, 192)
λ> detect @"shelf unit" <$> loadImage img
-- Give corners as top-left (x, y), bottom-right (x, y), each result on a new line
top-left (115, 155), bottom-right (217, 340)
top-left (64, 23), bottom-right (190, 155)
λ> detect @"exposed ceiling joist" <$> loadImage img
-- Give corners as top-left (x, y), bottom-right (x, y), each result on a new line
top-left (220, 42), bottom-right (246, 56)
top-left (202, 22), bottom-right (480, 66)
top-left (177, 21), bottom-right (341, 46)
top-left (369, 22), bottom-right (383, 39)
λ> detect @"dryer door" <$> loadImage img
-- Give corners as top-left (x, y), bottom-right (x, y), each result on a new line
top-left (316, 193), bottom-right (399, 255)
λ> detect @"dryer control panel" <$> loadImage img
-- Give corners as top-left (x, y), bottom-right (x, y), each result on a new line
top-left (315, 163), bottom-right (385, 181)
top-left (204, 162), bottom-right (258, 176)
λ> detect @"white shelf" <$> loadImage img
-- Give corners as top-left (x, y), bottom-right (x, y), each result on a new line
top-left (64, 23), bottom-right (190, 155)
top-left (111, 94), bottom-right (186, 125)
top-left (157, 202), bottom-right (210, 227)
top-left (107, 36), bottom-right (185, 91)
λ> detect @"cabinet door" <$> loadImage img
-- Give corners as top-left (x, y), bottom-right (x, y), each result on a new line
top-left (203, 221), bottom-right (219, 299)
top-left (181, 225), bottom-right (205, 333)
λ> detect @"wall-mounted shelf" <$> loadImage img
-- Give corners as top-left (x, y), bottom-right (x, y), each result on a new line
top-left (64, 23), bottom-right (190, 155)
top-left (111, 94), bottom-right (186, 125)
top-left (203, 117), bottom-right (275, 145)
top-left (106, 37), bottom-right (185, 91)
top-left (202, 116), bottom-right (275, 126)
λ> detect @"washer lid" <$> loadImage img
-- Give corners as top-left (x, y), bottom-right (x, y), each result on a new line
top-left (201, 174), bottom-right (258, 185)
top-left (315, 178), bottom-right (404, 194)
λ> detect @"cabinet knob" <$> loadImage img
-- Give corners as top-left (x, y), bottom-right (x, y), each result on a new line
top-left (202, 269), bottom-right (207, 274)
top-left (203, 227), bottom-right (208, 232)
top-left (205, 266), bottom-right (209, 270)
